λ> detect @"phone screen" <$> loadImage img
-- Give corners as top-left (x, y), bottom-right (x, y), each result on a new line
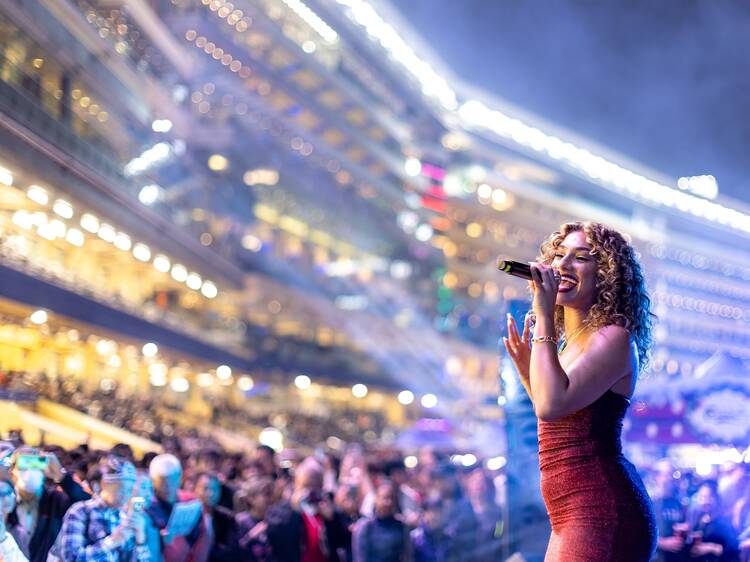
top-left (16, 454), bottom-right (48, 471)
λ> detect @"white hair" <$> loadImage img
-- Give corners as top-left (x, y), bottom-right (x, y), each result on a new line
top-left (149, 454), bottom-right (182, 478)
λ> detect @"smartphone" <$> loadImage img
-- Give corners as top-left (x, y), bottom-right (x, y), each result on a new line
top-left (16, 454), bottom-right (48, 471)
top-left (129, 496), bottom-right (146, 513)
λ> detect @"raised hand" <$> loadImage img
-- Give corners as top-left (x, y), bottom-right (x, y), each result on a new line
top-left (503, 312), bottom-right (533, 383)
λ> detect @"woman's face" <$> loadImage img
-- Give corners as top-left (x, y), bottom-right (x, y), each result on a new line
top-left (0, 480), bottom-right (16, 516)
top-left (466, 470), bottom-right (487, 499)
top-left (249, 487), bottom-right (273, 515)
top-left (551, 230), bottom-right (598, 311)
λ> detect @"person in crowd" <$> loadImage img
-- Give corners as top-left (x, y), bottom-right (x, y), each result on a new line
top-left (9, 449), bottom-right (89, 562)
top-left (650, 459), bottom-right (686, 562)
top-left (265, 457), bottom-right (347, 562)
top-left (332, 484), bottom-right (361, 562)
top-left (385, 461), bottom-right (420, 527)
top-left (732, 473), bottom-right (750, 560)
top-left (235, 477), bottom-right (274, 562)
top-left (0, 478), bottom-right (27, 562)
top-left (429, 463), bottom-right (477, 560)
top-left (352, 482), bottom-right (411, 562)
top-left (676, 480), bottom-right (740, 562)
top-left (719, 463), bottom-right (748, 519)
top-left (465, 468), bottom-right (503, 562)
top-left (52, 455), bottom-right (148, 561)
top-left (146, 454), bottom-right (210, 562)
top-left (411, 498), bottom-right (452, 562)
top-left (193, 472), bottom-right (237, 561)
top-left (253, 447), bottom-right (278, 480)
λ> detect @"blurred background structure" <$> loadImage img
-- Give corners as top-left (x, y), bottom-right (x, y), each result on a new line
top-left (1, 1), bottom-right (749, 560)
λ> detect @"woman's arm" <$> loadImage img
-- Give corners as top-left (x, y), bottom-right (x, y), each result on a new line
top-left (530, 319), bottom-right (633, 421)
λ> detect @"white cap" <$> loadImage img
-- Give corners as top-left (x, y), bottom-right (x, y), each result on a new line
top-left (149, 454), bottom-right (182, 478)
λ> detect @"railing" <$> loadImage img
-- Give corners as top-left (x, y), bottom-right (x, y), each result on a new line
top-left (0, 55), bottom-right (124, 182)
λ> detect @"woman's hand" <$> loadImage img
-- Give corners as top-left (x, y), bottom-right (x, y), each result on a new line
top-left (529, 263), bottom-right (559, 320)
top-left (503, 312), bottom-right (533, 382)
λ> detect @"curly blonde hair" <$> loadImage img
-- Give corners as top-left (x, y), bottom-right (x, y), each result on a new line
top-left (538, 221), bottom-right (654, 370)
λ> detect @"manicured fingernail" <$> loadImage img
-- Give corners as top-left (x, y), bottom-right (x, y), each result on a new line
top-left (506, 313), bottom-right (511, 320)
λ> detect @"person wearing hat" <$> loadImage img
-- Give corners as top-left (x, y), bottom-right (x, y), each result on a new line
top-left (52, 455), bottom-right (149, 561)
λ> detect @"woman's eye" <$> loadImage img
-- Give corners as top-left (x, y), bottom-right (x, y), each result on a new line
top-left (576, 256), bottom-right (589, 261)
top-left (553, 254), bottom-right (564, 259)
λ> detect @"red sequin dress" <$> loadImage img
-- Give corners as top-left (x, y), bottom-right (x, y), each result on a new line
top-left (538, 390), bottom-right (657, 561)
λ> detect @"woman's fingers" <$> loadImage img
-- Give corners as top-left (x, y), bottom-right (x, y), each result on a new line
top-left (503, 337), bottom-right (514, 357)
top-left (507, 313), bottom-right (521, 348)
top-left (522, 313), bottom-right (532, 342)
top-left (530, 263), bottom-right (544, 286)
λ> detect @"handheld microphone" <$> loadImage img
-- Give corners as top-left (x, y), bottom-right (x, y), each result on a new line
top-left (497, 258), bottom-right (560, 282)
top-left (497, 258), bottom-right (532, 280)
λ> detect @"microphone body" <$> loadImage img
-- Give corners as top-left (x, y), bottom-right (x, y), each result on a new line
top-left (497, 258), bottom-right (533, 280)
top-left (497, 258), bottom-right (560, 283)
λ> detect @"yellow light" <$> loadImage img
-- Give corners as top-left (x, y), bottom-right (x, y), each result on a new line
top-left (208, 154), bottom-right (229, 171)
top-left (466, 222), bottom-right (483, 238)
top-left (170, 377), bottom-right (190, 392)
top-left (65, 228), bottom-right (85, 247)
top-left (114, 232), bottom-right (132, 251)
top-left (278, 216), bottom-right (309, 237)
top-left (295, 375), bottom-right (311, 389)
top-left (468, 283), bottom-right (483, 298)
top-left (237, 376), bottom-right (254, 391)
top-left (398, 390), bottom-right (414, 405)
top-left (171, 264), bottom-right (188, 282)
top-left (27, 185), bottom-right (49, 205)
top-left (254, 204), bottom-right (279, 223)
top-left (153, 255), bottom-right (171, 272)
top-left (12, 210), bottom-right (33, 229)
top-left (258, 427), bottom-right (283, 452)
top-left (30, 310), bottom-right (48, 324)
top-left (242, 234), bottom-right (262, 252)
top-left (442, 240), bottom-right (457, 257)
top-left (98, 223), bottom-right (116, 242)
top-left (201, 281), bottom-right (218, 299)
top-left (142, 343), bottom-right (158, 357)
top-left (443, 271), bottom-right (457, 289)
top-left (186, 273), bottom-right (202, 290)
top-left (53, 199), bottom-right (74, 219)
top-left (132, 243), bottom-right (151, 262)
top-left (0, 166), bottom-right (14, 186)
top-left (352, 384), bottom-right (368, 398)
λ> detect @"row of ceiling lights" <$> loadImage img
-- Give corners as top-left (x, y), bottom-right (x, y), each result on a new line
top-left (324, 1), bottom-right (750, 235)
top-left (292, 374), bottom-right (438, 407)
top-left (5, 171), bottom-right (219, 299)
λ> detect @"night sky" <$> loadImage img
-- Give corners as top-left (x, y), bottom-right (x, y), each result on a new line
top-left (389, 0), bottom-right (750, 205)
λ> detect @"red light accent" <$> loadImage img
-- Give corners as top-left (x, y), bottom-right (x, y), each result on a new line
top-left (421, 196), bottom-right (447, 214)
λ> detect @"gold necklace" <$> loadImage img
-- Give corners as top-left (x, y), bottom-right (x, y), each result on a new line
top-left (560, 324), bottom-right (588, 354)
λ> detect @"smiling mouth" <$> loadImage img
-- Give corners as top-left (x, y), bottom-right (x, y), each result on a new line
top-left (558, 275), bottom-right (578, 292)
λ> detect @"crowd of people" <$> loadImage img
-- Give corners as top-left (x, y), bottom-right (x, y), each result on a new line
top-left (6, 371), bottom-right (387, 449)
top-left (0, 439), bottom-right (505, 562)
top-left (649, 459), bottom-right (750, 562)
top-left (1, 376), bottom-right (750, 561)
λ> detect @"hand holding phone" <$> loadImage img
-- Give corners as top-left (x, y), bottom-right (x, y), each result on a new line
top-left (16, 453), bottom-right (49, 471)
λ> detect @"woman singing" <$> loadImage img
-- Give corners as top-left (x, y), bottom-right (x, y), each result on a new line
top-left (503, 221), bottom-right (657, 562)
